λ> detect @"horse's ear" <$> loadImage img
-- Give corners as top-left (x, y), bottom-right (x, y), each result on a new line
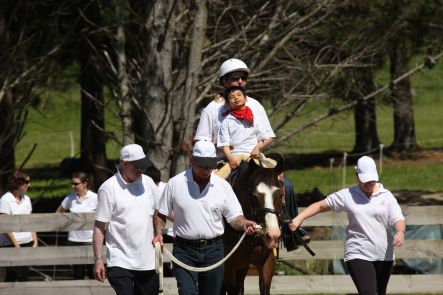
top-left (274, 159), bottom-right (284, 176)
top-left (248, 158), bottom-right (259, 171)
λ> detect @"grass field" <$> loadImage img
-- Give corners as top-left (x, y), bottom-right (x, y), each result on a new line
top-left (285, 159), bottom-right (443, 197)
top-left (15, 61), bottom-right (443, 200)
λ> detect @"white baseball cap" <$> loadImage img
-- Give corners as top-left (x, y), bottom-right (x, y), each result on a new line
top-left (120, 144), bottom-right (153, 170)
top-left (192, 140), bottom-right (217, 168)
top-left (355, 156), bottom-right (379, 183)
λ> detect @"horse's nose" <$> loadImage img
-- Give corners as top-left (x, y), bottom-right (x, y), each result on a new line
top-left (264, 227), bottom-right (281, 249)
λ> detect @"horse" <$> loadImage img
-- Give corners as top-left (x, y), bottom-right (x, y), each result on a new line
top-left (223, 159), bottom-right (283, 295)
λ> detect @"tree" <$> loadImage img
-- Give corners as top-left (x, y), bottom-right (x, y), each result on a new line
top-left (0, 2), bottom-right (59, 191)
top-left (388, 35), bottom-right (417, 151)
top-left (77, 0), bottom-right (111, 189)
top-left (384, 0), bottom-right (443, 151)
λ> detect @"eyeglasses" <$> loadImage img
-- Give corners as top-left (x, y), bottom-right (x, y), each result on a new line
top-left (71, 182), bottom-right (82, 186)
top-left (228, 75), bottom-right (247, 82)
top-left (24, 180), bottom-right (31, 184)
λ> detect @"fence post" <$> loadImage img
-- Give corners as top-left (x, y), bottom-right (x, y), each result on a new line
top-left (69, 131), bottom-right (75, 157)
top-left (329, 158), bottom-right (334, 193)
top-left (379, 143), bottom-right (384, 175)
top-left (342, 152), bottom-right (347, 189)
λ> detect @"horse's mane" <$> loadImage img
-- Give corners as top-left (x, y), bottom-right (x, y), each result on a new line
top-left (230, 161), bottom-right (253, 220)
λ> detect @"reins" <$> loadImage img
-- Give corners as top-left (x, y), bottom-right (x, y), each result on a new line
top-left (154, 226), bottom-right (262, 295)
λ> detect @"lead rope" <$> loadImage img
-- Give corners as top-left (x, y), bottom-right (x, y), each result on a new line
top-left (155, 225), bottom-right (262, 295)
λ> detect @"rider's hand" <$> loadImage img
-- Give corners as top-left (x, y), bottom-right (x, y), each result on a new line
top-left (250, 146), bottom-right (260, 158)
top-left (227, 157), bottom-right (238, 169)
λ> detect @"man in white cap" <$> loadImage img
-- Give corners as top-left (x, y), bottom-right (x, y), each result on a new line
top-left (152, 140), bottom-right (258, 295)
top-left (289, 155), bottom-right (405, 295)
top-left (194, 58), bottom-right (275, 152)
top-left (93, 144), bottom-right (160, 295)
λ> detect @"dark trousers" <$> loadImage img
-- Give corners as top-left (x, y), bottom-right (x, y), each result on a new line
top-left (172, 238), bottom-right (224, 295)
top-left (346, 259), bottom-right (394, 295)
top-left (68, 241), bottom-right (93, 279)
top-left (2, 241), bottom-right (33, 282)
top-left (107, 267), bottom-right (159, 295)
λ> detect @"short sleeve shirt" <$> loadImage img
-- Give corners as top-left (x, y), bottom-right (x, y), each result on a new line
top-left (60, 190), bottom-right (97, 242)
top-left (325, 184), bottom-right (405, 261)
top-left (194, 96), bottom-right (275, 144)
top-left (95, 172), bottom-right (159, 270)
top-left (0, 192), bottom-right (33, 246)
top-left (156, 169), bottom-right (243, 240)
top-left (217, 113), bottom-right (268, 155)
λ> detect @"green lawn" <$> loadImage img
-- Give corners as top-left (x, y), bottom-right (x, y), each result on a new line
top-left (16, 85), bottom-right (122, 168)
top-left (271, 62), bottom-right (443, 154)
top-left (285, 161), bottom-right (443, 197)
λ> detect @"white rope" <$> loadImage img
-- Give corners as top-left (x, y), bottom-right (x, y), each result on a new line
top-left (155, 230), bottom-right (252, 295)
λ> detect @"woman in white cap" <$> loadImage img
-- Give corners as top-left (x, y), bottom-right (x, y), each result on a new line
top-left (289, 155), bottom-right (406, 295)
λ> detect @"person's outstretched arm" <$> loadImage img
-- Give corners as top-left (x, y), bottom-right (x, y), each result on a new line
top-left (289, 200), bottom-right (330, 231)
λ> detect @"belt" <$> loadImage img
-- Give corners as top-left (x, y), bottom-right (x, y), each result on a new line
top-left (174, 235), bottom-right (223, 247)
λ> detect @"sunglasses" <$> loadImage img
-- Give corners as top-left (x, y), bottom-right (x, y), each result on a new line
top-left (23, 180), bottom-right (31, 184)
top-left (228, 75), bottom-right (247, 82)
top-left (71, 182), bottom-right (82, 186)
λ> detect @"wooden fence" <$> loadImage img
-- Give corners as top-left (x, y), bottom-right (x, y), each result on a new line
top-left (1, 205), bottom-right (442, 294)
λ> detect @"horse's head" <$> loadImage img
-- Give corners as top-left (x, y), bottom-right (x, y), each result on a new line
top-left (233, 159), bottom-right (283, 249)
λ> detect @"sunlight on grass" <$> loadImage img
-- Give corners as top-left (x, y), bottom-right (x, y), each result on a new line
top-left (286, 161), bottom-right (443, 196)
top-left (16, 85), bottom-right (122, 168)
top-left (271, 61), bottom-right (443, 154)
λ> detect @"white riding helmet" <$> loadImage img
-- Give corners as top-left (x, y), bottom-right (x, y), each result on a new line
top-left (218, 58), bottom-right (250, 78)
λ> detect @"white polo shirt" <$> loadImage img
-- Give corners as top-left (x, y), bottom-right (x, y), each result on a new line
top-left (0, 192), bottom-right (33, 246)
top-left (194, 96), bottom-right (275, 144)
top-left (60, 190), bottom-right (97, 242)
top-left (217, 113), bottom-right (268, 155)
top-left (156, 169), bottom-right (243, 240)
top-left (325, 184), bottom-right (405, 261)
top-left (95, 172), bottom-right (159, 270)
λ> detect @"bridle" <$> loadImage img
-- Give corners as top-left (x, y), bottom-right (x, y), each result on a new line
top-left (246, 186), bottom-right (283, 228)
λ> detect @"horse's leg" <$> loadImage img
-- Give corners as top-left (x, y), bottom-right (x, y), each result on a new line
top-left (224, 266), bottom-right (249, 295)
top-left (257, 252), bottom-right (275, 295)
top-left (235, 267), bottom-right (249, 295)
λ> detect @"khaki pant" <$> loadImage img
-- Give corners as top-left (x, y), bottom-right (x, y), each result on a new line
top-left (216, 153), bottom-right (277, 179)
top-left (216, 153), bottom-right (251, 179)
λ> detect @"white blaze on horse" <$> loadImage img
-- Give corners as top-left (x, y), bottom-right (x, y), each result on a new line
top-left (223, 159), bottom-right (283, 295)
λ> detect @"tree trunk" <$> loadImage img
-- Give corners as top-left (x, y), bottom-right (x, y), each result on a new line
top-left (171, 0), bottom-right (207, 174)
top-left (352, 67), bottom-right (380, 153)
top-left (79, 0), bottom-right (110, 190)
top-left (389, 37), bottom-right (417, 151)
top-left (0, 91), bottom-right (16, 191)
top-left (129, 0), bottom-right (176, 177)
top-left (115, 0), bottom-right (132, 146)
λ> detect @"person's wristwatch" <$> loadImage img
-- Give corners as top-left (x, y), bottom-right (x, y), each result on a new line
top-left (94, 256), bottom-right (103, 262)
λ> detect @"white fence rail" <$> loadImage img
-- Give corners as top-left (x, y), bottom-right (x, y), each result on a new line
top-left (1, 206), bottom-right (442, 294)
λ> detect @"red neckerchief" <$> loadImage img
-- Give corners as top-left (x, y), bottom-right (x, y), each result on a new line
top-left (223, 106), bottom-right (254, 126)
